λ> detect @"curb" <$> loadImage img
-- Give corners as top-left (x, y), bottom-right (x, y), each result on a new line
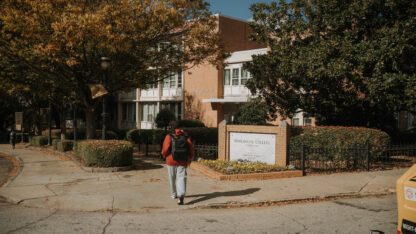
top-left (190, 162), bottom-right (303, 181)
top-left (0, 153), bottom-right (23, 187)
top-left (192, 191), bottom-right (396, 209)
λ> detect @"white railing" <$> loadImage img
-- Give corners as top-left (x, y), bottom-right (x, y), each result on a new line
top-left (162, 88), bottom-right (183, 100)
top-left (140, 88), bottom-right (159, 99)
top-left (140, 121), bottom-right (154, 129)
top-left (224, 85), bottom-right (251, 97)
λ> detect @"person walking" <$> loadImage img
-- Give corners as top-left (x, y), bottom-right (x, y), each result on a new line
top-left (161, 121), bottom-right (194, 205)
top-left (10, 129), bottom-right (16, 149)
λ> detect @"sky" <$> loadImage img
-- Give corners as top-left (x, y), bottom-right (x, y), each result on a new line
top-left (206, 0), bottom-right (275, 20)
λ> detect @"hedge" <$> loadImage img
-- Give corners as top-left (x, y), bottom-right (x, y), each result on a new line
top-left (52, 139), bottom-right (74, 152)
top-left (290, 126), bottom-right (390, 159)
top-left (176, 119), bottom-right (205, 128)
top-left (75, 140), bottom-right (133, 167)
top-left (42, 129), bottom-right (118, 140)
top-left (126, 128), bottom-right (218, 145)
top-left (30, 136), bottom-right (48, 146)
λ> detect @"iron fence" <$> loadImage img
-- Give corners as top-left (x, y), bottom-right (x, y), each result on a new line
top-left (289, 143), bottom-right (416, 175)
top-left (194, 144), bottom-right (218, 160)
top-left (381, 143), bottom-right (416, 161)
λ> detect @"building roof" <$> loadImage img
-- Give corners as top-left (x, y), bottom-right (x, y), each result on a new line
top-left (225, 48), bottom-right (268, 64)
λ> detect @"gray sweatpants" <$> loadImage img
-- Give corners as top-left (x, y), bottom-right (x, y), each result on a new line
top-left (167, 165), bottom-right (187, 198)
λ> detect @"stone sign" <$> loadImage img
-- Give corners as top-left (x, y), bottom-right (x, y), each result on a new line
top-left (229, 132), bottom-right (276, 164)
top-left (218, 121), bottom-right (290, 167)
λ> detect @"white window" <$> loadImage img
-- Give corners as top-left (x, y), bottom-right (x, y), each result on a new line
top-left (292, 118), bottom-right (300, 126)
top-left (141, 103), bottom-right (158, 122)
top-left (163, 72), bottom-right (181, 89)
top-left (224, 69), bottom-right (230, 86)
top-left (161, 102), bottom-right (182, 120)
top-left (232, 68), bottom-right (239, 85)
top-left (303, 118), bottom-right (312, 126)
top-left (224, 66), bottom-right (252, 86)
top-left (241, 68), bottom-right (251, 85)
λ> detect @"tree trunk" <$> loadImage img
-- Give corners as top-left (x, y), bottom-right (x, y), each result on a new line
top-left (85, 108), bottom-right (96, 139)
top-left (59, 111), bottom-right (66, 140)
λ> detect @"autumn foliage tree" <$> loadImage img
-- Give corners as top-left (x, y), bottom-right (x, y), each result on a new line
top-left (0, 0), bottom-right (225, 139)
top-left (246, 0), bottom-right (416, 131)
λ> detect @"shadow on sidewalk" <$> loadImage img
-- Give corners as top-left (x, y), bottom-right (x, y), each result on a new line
top-left (133, 158), bottom-right (164, 171)
top-left (185, 188), bottom-right (260, 205)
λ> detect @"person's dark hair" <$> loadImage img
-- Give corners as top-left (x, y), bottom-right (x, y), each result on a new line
top-left (169, 121), bottom-right (180, 130)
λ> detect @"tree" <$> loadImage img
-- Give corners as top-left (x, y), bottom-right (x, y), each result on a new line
top-left (155, 109), bottom-right (176, 130)
top-left (246, 0), bottom-right (416, 131)
top-left (0, 0), bottom-right (225, 139)
top-left (233, 98), bottom-right (271, 125)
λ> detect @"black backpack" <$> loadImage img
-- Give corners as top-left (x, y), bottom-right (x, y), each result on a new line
top-left (170, 133), bottom-right (189, 162)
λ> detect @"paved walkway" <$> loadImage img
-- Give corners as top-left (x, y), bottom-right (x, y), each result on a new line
top-left (0, 144), bottom-right (407, 212)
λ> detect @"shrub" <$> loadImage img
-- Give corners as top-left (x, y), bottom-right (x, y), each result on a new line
top-left (111, 129), bottom-right (129, 140)
top-left (199, 159), bottom-right (287, 174)
top-left (53, 140), bottom-right (74, 152)
top-left (30, 136), bottom-right (48, 146)
top-left (126, 128), bottom-right (218, 145)
top-left (75, 140), bottom-right (133, 167)
top-left (52, 139), bottom-right (60, 150)
top-left (233, 98), bottom-right (271, 125)
top-left (290, 126), bottom-right (390, 160)
top-left (184, 128), bottom-right (218, 144)
top-left (155, 109), bottom-right (176, 129)
top-left (177, 119), bottom-right (205, 128)
top-left (126, 129), bottom-right (168, 145)
top-left (41, 129), bottom-right (61, 138)
top-left (94, 130), bottom-right (118, 140)
top-left (42, 128), bottom-right (118, 140)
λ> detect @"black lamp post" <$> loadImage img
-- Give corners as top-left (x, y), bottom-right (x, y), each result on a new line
top-left (100, 57), bottom-right (111, 140)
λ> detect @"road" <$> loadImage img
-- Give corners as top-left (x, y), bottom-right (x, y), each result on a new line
top-left (0, 194), bottom-right (397, 234)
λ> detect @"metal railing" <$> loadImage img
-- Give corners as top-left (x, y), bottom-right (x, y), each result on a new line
top-left (381, 143), bottom-right (416, 161)
top-left (194, 144), bottom-right (218, 160)
top-left (289, 143), bottom-right (416, 175)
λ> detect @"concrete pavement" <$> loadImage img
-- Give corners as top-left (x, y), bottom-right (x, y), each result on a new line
top-left (0, 144), bottom-right (407, 212)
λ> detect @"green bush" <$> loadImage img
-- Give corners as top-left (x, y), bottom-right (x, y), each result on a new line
top-left (126, 128), bottom-right (218, 145)
top-left (126, 129), bottom-right (168, 145)
top-left (184, 128), bottom-right (218, 144)
top-left (111, 129), bottom-right (129, 140)
top-left (290, 126), bottom-right (390, 160)
top-left (52, 139), bottom-right (60, 150)
top-left (155, 109), bottom-right (176, 129)
top-left (177, 119), bottom-right (205, 128)
top-left (56, 140), bottom-right (74, 152)
top-left (199, 159), bottom-right (287, 174)
top-left (75, 140), bottom-right (133, 167)
top-left (30, 136), bottom-right (48, 146)
top-left (41, 129), bottom-right (61, 138)
top-left (233, 98), bottom-right (271, 125)
top-left (42, 128), bottom-right (118, 140)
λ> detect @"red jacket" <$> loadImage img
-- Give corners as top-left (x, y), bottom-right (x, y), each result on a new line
top-left (161, 129), bottom-right (194, 167)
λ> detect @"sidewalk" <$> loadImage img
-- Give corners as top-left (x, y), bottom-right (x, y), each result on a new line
top-left (0, 144), bottom-right (406, 212)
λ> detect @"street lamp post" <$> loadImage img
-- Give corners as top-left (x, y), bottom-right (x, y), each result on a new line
top-left (100, 57), bottom-right (111, 140)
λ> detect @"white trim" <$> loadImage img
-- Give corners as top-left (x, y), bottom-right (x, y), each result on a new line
top-left (225, 48), bottom-right (268, 64)
top-left (202, 96), bottom-right (248, 103)
top-left (214, 13), bottom-right (250, 23)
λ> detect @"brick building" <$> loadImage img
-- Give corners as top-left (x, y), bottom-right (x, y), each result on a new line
top-left (116, 15), bottom-right (313, 129)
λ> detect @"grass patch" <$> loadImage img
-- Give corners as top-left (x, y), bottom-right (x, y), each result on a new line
top-left (198, 159), bottom-right (288, 174)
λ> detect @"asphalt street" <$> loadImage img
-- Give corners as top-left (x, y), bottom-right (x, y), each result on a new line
top-left (0, 194), bottom-right (397, 234)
